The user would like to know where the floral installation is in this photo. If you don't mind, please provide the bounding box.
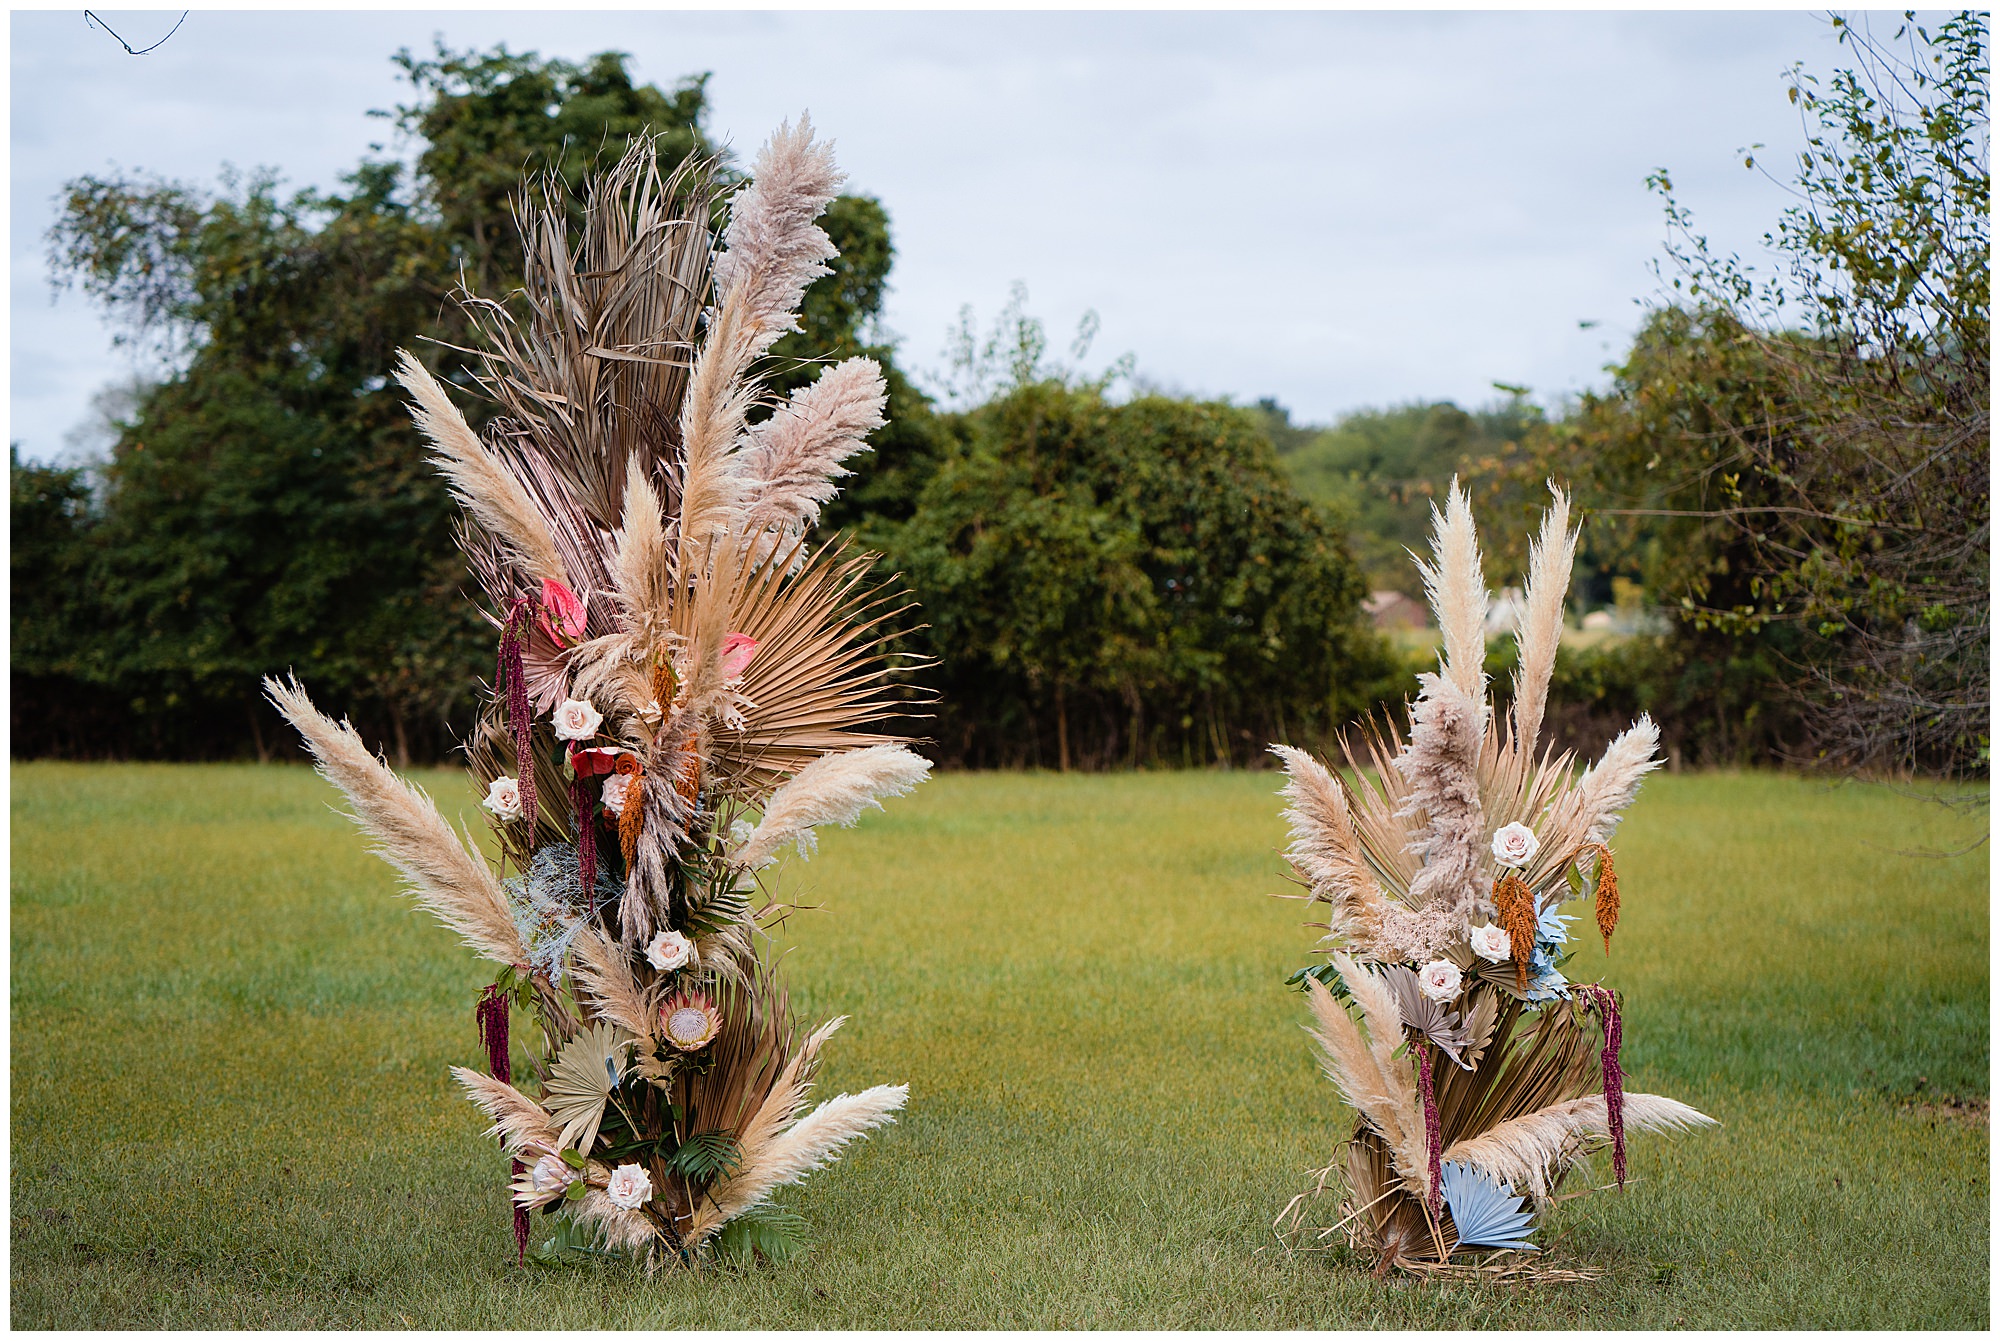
[1271,481,1713,1277]
[265,123,932,1269]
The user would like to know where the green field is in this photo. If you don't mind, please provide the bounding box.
[11,762,1988,1328]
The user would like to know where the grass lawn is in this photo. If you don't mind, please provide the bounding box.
[11,762,1988,1328]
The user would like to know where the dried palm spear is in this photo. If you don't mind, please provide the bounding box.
[267,120,928,1270]
[1271,481,1712,1275]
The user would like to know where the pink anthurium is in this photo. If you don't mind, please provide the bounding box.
[537,579,588,646]
[720,632,759,681]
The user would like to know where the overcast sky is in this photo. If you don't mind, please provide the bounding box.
[11,7,1869,464]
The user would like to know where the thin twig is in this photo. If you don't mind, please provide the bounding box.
[83,9,187,54]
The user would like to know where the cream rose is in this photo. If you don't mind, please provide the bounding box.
[482,776,523,822]
[1490,822,1540,868]
[1418,959,1463,1002]
[551,697,604,742]
[645,928,696,973]
[601,772,634,817]
[604,1162,653,1210]
[1469,923,1512,963]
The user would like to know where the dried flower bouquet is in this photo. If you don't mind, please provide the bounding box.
[266,122,929,1269]
[1271,481,1714,1274]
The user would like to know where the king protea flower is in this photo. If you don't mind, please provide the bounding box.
[660,990,723,1052]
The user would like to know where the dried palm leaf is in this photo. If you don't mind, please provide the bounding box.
[544,1021,632,1156]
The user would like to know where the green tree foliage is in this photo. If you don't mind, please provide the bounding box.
[1525,11,1988,775]
[876,379,1394,768]
[27,46,898,761]
[1261,396,1550,599]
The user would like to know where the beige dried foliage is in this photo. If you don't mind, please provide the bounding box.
[451,1067,560,1153]
[1272,745,1393,953]
[1510,482,1578,753]
[569,925,659,1038]
[691,1084,907,1244]
[1441,1091,1716,1199]
[1411,477,1489,702]
[734,744,933,869]
[736,356,887,539]
[393,350,565,585]
[611,456,675,649]
[264,675,522,966]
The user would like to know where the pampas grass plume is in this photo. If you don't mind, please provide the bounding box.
[393,350,565,585]
[264,674,523,966]
[735,744,932,869]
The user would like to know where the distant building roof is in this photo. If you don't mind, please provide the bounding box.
[1363,590,1428,631]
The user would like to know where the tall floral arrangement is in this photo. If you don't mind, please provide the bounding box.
[1271,481,1713,1275]
[266,122,929,1269]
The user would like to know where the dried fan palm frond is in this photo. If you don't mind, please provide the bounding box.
[1379,965,1474,1070]
[706,541,932,791]
[264,675,523,966]
[544,1022,632,1155]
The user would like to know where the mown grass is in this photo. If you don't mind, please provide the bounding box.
[11,762,1987,1328]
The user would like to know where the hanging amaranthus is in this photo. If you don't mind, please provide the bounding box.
[475,983,529,1263]
[1492,873,1537,989]
[1579,984,1628,1187]
[496,593,541,826]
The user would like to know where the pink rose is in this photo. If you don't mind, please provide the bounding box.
[1490,822,1540,868]
[482,776,523,822]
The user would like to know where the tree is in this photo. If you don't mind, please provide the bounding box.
[33,45,905,761]
[882,378,1393,769]
[1640,11,1988,774]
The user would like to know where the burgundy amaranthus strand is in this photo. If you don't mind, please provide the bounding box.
[1416,1037,1443,1220]
[1582,984,1627,1187]
[476,984,531,1264]
[496,593,539,827]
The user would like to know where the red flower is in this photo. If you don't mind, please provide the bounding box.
[568,746,628,778]
[537,579,588,646]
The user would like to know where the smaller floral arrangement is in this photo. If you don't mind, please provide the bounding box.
[1271,482,1713,1276]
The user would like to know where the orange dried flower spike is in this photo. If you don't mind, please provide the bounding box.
[1492,873,1537,988]
[1591,842,1621,953]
